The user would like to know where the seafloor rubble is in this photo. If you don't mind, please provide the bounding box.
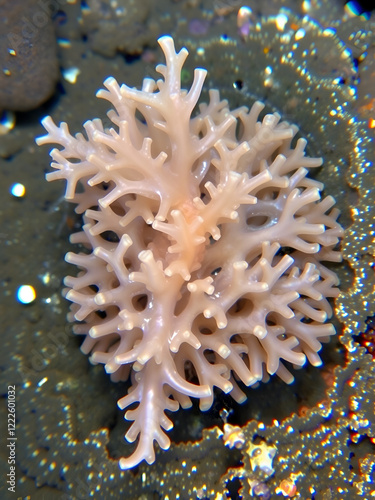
[0,1,374,499]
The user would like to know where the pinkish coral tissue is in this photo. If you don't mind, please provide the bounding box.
[36,36,343,469]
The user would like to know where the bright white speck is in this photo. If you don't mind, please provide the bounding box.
[0,110,15,135]
[237,6,253,37]
[38,377,48,387]
[295,28,306,40]
[275,13,288,31]
[17,285,36,304]
[323,28,336,37]
[10,183,26,197]
[62,67,81,84]
[39,271,51,285]
[302,0,311,12]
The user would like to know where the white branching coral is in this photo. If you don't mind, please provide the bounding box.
[37,36,343,469]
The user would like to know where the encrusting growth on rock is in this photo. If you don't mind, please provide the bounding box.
[37,35,343,469]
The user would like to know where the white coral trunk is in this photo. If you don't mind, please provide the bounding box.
[37,36,343,469]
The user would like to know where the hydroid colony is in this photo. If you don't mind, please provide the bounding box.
[37,36,342,469]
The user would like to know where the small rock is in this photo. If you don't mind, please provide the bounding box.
[0,0,59,111]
